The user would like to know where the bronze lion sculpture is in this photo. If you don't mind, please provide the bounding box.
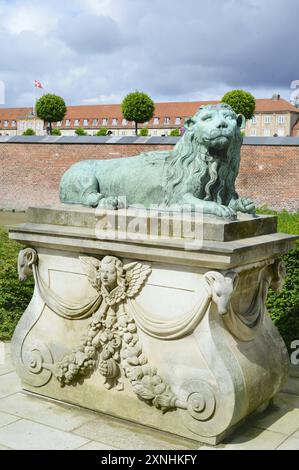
[60,103,255,219]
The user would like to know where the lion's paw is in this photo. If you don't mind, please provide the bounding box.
[233,197,256,214]
[98,196,127,210]
[216,205,237,220]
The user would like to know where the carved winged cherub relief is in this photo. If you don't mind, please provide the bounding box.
[53,256,178,411]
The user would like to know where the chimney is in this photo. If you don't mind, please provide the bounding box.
[272,93,280,100]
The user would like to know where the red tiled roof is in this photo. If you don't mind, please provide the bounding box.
[0,98,298,129]
[254,98,299,113]
[0,107,33,128]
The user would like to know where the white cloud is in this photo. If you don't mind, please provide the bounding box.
[0,0,297,107]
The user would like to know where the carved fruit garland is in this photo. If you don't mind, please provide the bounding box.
[118,308,177,412]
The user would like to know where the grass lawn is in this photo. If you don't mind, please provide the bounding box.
[0,209,298,348]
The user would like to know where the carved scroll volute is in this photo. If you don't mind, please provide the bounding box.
[178,380,217,434]
[19,340,53,387]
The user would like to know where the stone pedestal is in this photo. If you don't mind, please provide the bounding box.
[9,205,296,445]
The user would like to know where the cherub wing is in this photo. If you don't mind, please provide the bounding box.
[79,256,101,290]
[125,262,151,298]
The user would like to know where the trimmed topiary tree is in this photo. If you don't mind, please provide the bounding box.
[170,128,180,136]
[52,128,61,136]
[75,128,87,136]
[22,128,36,136]
[96,128,108,136]
[36,93,67,135]
[138,128,149,136]
[121,91,155,136]
[221,89,256,121]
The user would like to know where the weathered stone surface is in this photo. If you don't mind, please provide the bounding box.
[0,411,19,427]
[9,207,296,445]
[0,392,98,432]
[0,419,88,450]
[0,372,21,399]
[277,436,299,450]
[221,426,287,450]
[27,205,277,242]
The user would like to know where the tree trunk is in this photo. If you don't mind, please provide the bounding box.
[49,122,52,135]
[135,121,138,136]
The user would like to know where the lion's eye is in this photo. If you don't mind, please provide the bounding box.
[225,115,234,120]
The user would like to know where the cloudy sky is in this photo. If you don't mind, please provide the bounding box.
[0,0,297,107]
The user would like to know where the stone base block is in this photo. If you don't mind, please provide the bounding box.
[9,206,296,444]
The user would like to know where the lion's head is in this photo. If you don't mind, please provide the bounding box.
[165,103,244,206]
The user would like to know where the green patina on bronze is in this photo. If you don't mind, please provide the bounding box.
[59,104,255,218]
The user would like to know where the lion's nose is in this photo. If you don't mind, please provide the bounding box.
[217,120,228,129]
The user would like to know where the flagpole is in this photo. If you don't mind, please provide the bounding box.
[34,83,36,134]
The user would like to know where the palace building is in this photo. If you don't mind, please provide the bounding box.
[0,95,298,137]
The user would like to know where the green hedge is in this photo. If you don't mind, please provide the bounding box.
[0,210,298,346]
[0,229,34,340]
[257,209,299,351]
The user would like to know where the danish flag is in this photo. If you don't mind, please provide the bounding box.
[34,80,43,89]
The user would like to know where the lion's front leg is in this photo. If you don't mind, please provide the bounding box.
[180,193,237,219]
[229,197,256,215]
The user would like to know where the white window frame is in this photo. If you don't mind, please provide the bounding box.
[4,120,8,127]
[164,117,170,125]
[153,117,159,125]
[250,128,257,136]
[65,120,71,126]
[112,118,118,126]
[175,117,181,125]
[263,128,271,136]
[83,119,89,126]
[92,119,98,126]
[263,115,271,124]
[102,118,108,126]
[74,119,79,126]
[277,128,285,136]
[122,119,127,126]
[277,115,285,124]
[251,115,257,124]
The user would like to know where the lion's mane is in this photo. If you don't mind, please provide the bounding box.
[164,104,243,207]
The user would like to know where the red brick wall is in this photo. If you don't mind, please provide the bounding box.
[0,142,298,212]
[237,145,298,212]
